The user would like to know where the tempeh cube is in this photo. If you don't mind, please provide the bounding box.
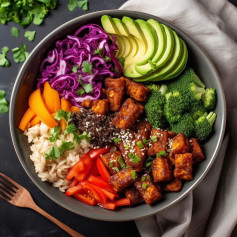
[152,157,172,183]
[125,187,143,206]
[164,178,182,192]
[105,77,125,111]
[125,78,150,102]
[148,129,168,156]
[134,175,162,205]
[91,99,109,115]
[174,153,193,180]
[112,98,144,129]
[190,138,205,164]
[109,168,137,193]
[170,133,190,156]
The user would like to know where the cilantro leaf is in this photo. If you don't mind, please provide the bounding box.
[68,0,78,11]
[60,141,74,151]
[11,27,19,37]
[94,48,102,56]
[12,44,29,63]
[0,46,10,67]
[65,123,77,134]
[76,88,85,95]
[73,131,91,144]
[78,0,88,10]
[72,65,79,73]
[54,110,71,122]
[78,74,93,93]
[45,145,61,160]
[82,61,92,74]
[104,56,110,61]
[24,31,36,42]
[49,127,60,142]
[0,90,8,113]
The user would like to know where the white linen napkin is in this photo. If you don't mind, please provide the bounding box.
[119,1,237,236]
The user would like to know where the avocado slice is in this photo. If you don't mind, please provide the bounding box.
[162,40,188,80]
[134,30,183,82]
[135,19,166,75]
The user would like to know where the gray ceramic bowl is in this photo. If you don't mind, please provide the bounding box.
[9,10,226,221]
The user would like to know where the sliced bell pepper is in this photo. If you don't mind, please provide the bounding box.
[87,175,113,191]
[96,158,111,182]
[66,161,84,181]
[30,116,41,127]
[73,193,96,206]
[65,183,83,196]
[98,202,116,210]
[88,147,110,159]
[70,179,79,187]
[114,198,131,207]
[19,108,36,131]
[100,188,116,201]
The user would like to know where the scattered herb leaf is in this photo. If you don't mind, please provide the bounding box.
[104,56,110,61]
[118,56,125,67]
[82,61,92,74]
[0,46,10,67]
[131,170,136,180]
[78,75,93,93]
[136,141,144,149]
[60,141,74,151]
[94,48,102,56]
[76,88,85,95]
[114,167,119,173]
[68,0,78,11]
[24,30,36,42]
[142,182,147,189]
[156,150,167,157]
[128,153,141,163]
[151,136,157,142]
[65,123,77,134]
[141,176,146,181]
[78,0,88,10]
[72,65,79,73]
[118,156,125,169]
[49,127,60,142]
[113,138,120,143]
[0,90,8,113]
[12,44,29,63]
[45,144,61,160]
[109,161,114,167]
[11,27,19,37]
[124,144,130,149]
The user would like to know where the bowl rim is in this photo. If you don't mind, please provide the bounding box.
[9,9,227,221]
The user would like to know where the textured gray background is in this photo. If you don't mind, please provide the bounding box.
[0,0,236,237]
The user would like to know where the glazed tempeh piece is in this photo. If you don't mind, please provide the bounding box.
[148,129,169,156]
[190,138,205,164]
[112,98,144,129]
[134,175,162,205]
[125,77,150,102]
[152,157,173,183]
[91,99,109,115]
[170,133,190,156]
[174,153,193,180]
[105,77,125,111]
[135,120,152,137]
[125,187,143,206]
[109,168,137,193]
[100,151,122,175]
[164,178,182,192]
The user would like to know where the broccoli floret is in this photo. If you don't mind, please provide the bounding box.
[171,113,195,137]
[147,83,168,95]
[146,84,160,92]
[145,85,168,129]
[190,101,207,120]
[164,91,188,124]
[202,88,217,111]
[194,112,216,141]
[168,68,206,104]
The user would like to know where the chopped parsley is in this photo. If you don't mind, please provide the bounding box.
[82,61,92,74]
[0,90,8,113]
[11,27,19,37]
[49,127,60,142]
[156,150,167,157]
[24,31,36,42]
[113,138,120,143]
[54,110,71,122]
[60,141,74,151]
[151,136,158,142]
[0,46,10,67]
[78,75,93,93]
[68,0,88,11]
[131,170,136,180]
[72,65,79,73]
[65,123,77,134]
[118,156,126,169]
[142,182,147,189]
[12,44,29,63]
[136,141,144,149]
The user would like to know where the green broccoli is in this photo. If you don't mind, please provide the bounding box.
[146,84,160,92]
[190,101,207,120]
[202,88,217,111]
[168,68,206,104]
[171,113,195,137]
[164,91,188,124]
[194,112,216,141]
[145,84,168,129]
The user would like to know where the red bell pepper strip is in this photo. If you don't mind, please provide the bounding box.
[88,147,110,159]
[96,158,111,182]
[100,188,116,201]
[73,193,96,206]
[98,202,116,210]
[66,160,84,181]
[69,179,79,187]
[88,175,113,190]
[114,198,131,207]
[65,183,83,196]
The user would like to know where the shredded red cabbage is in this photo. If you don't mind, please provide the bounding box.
[37,24,122,106]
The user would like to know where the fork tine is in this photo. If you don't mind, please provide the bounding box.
[0,173,20,190]
[0,188,12,201]
[0,177,16,193]
[0,191,11,202]
[0,183,14,196]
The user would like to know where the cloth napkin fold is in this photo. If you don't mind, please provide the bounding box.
[119,0,237,236]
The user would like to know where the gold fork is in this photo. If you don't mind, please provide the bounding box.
[0,172,84,237]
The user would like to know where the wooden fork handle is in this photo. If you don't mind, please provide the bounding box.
[31,204,85,237]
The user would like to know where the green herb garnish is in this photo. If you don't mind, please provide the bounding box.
[72,65,79,73]
[104,56,110,61]
[60,141,74,151]
[54,110,71,122]
[131,170,136,180]
[49,127,60,142]
[76,88,85,95]
[128,153,141,163]
[94,48,102,56]
[0,46,10,67]
[109,161,114,167]
[113,138,120,143]
[24,31,36,41]
[141,176,146,181]
[73,131,91,144]
[78,0,88,10]
[11,27,19,37]
[151,136,158,142]
[78,75,93,93]
[118,56,125,67]
[114,167,119,173]
[136,141,144,149]
[0,90,8,113]
[45,144,61,160]
[65,123,77,134]
[82,61,92,74]
[156,150,167,157]
[118,156,125,168]
[12,44,29,63]
[124,144,130,149]
[142,182,147,189]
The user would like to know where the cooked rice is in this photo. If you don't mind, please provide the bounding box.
[24,123,91,192]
